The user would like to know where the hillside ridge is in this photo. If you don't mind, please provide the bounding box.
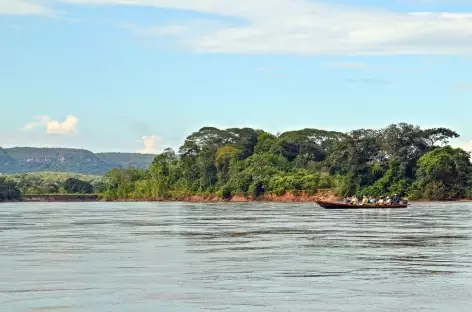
[0,147,156,175]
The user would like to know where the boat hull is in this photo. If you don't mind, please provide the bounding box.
[315,200,408,209]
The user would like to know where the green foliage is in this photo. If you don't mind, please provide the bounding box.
[422,181,447,201]
[265,170,333,196]
[5,124,463,202]
[254,132,282,155]
[64,178,94,194]
[277,128,344,162]
[215,146,240,185]
[411,146,472,200]
[0,177,22,201]
[102,167,148,199]
[4,172,102,195]
[218,185,233,200]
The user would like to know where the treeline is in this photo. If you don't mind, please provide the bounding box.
[0,174,101,202]
[99,123,472,201]
[4,172,103,195]
[2,123,470,203]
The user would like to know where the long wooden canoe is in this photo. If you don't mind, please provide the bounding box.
[315,200,408,209]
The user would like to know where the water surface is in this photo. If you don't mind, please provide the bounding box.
[1,202,472,311]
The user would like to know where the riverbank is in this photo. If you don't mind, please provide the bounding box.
[17,192,472,203]
[182,189,338,203]
[22,194,100,202]
[19,190,338,203]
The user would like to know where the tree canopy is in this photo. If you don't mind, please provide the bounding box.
[98,123,471,201]
[0,177,22,202]
[64,178,94,194]
[1,123,468,202]
[411,146,472,200]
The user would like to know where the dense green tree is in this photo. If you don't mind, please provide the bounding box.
[0,177,22,201]
[215,146,241,185]
[254,132,282,155]
[411,146,472,200]
[64,178,94,194]
[102,167,147,198]
[225,128,260,159]
[278,128,344,162]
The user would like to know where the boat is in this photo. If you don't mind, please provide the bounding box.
[315,200,409,209]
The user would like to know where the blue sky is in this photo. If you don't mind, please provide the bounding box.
[1,0,472,153]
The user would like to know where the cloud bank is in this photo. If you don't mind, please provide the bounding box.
[2,0,472,55]
[66,0,472,55]
[24,115,78,134]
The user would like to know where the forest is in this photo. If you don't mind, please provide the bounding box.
[99,123,472,201]
[0,173,100,202]
[2,123,471,202]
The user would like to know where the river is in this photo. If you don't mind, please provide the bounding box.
[1,202,471,311]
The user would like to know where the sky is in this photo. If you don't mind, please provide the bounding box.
[1,0,472,154]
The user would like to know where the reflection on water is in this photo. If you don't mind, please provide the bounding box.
[1,202,472,311]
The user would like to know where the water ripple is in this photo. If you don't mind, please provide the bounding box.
[0,202,471,311]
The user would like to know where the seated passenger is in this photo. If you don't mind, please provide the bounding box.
[392,194,400,205]
[352,197,359,205]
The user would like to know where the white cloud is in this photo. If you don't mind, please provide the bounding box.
[138,135,160,154]
[0,0,56,16]
[3,0,472,55]
[59,0,472,55]
[24,115,78,134]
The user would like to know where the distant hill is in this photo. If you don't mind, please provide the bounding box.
[0,147,156,175]
[0,147,14,171]
[97,153,156,169]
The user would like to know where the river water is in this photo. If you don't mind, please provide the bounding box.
[1,202,472,311]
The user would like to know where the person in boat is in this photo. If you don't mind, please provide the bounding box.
[392,194,400,205]
[385,196,392,205]
[377,197,384,204]
[361,195,369,205]
[351,196,359,205]
[369,196,377,205]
